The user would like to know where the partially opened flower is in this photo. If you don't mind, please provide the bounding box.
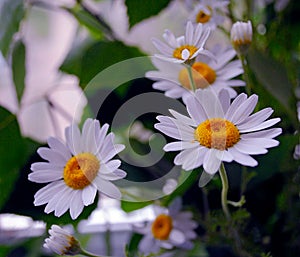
[152,21,211,63]
[28,118,126,219]
[231,20,253,55]
[146,45,245,102]
[189,0,230,29]
[44,225,81,256]
[155,89,281,184]
[135,198,197,255]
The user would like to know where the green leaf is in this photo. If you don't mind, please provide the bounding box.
[63,6,104,39]
[11,39,26,103]
[121,200,153,213]
[0,0,25,57]
[247,48,294,111]
[0,107,26,209]
[125,0,172,28]
[61,40,146,88]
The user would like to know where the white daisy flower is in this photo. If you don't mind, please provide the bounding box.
[28,118,126,219]
[44,225,81,256]
[135,198,197,255]
[152,21,212,63]
[231,20,253,55]
[146,46,245,102]
[188,0,230,29]
[155,89,282,184]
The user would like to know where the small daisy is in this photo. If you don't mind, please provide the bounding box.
[135,198,197,255]
[44,225,81,256]
[152,21,212,63]
[231,20,253,55]
[28,118,126,219]
[146,46,245,102]
[189,0,230,29]
[155,89,282,183]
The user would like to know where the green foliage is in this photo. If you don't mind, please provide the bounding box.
[0,0,25,57]
[121,200,153,213]
[125,0,172,28]
[60,40,146,88]
[11,39,26,103]
[0,107,26,210]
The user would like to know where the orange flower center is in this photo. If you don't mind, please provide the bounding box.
[173,45,198,60]
[195,118,240,150]
[151,214,173,240]
[63,153,99,190]
[196,9,211,24]
[179,62,216,89]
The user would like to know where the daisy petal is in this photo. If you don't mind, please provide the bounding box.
[82,185,97,206]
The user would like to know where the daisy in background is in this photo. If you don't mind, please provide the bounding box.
[187,0,230,29]
[28,118,126,219]
[44,225,81,256]
[231,20,253,55]
[146,45,245,103]
[135,198,197,255]
[155,88,281,186]
[152,20,212,63]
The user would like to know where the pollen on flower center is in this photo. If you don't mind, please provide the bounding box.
[196,9,211,23]
[194,118,240,150]
[179,62,216,89]
[173,45,198,60]
[151,214,173,240]
[63,153,100,190]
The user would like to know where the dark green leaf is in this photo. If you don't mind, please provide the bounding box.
[121,200,153,213]
[11,39,26,103]
[0,0,25,57]
[0,107,26,209]
[125,233,143,257]
[248,48,293,111]
[60,37,95,78]
[63,6,104,39]
[125,0,172,28]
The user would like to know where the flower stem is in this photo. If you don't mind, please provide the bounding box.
[187,65,196,92]
[80,249,108,257]
[219,162,231,220]
[239,54,251,95]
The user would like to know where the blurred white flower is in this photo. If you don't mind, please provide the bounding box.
[28,118,126,219]
[146,45,245,103]
[163,179,178,195]
[231,20,252,55]
[44,225,81,256]
[188,0,230,29]
[135,198,197,255]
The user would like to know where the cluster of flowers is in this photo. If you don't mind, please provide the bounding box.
[28,1,282,256]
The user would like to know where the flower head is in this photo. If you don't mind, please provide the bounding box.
[155,89,281,183]
[135,198,197,255]
[152,21,212,63]
[231,20,253,55]
[189,0,230,29]
[28,118,126,219]
[44,225,81,256]
[146,46,245,102]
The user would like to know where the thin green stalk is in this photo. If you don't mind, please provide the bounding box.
[219,162,231,220]
[80,249,108,257]
[187,65,196,92]
[240,54,251,95]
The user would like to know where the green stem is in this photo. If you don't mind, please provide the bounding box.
[219,162,231,220]
[240,54,251,95]
[187,65,196,92]
[80,249,108,257]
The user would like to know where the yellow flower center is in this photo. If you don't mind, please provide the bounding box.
[173,45,198,60]
[194,118,240,150]
[196,9,211,24]
[179,62,216,89]
[63,153,100,190]
[151,214,173,240]
[196,5,212,23]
